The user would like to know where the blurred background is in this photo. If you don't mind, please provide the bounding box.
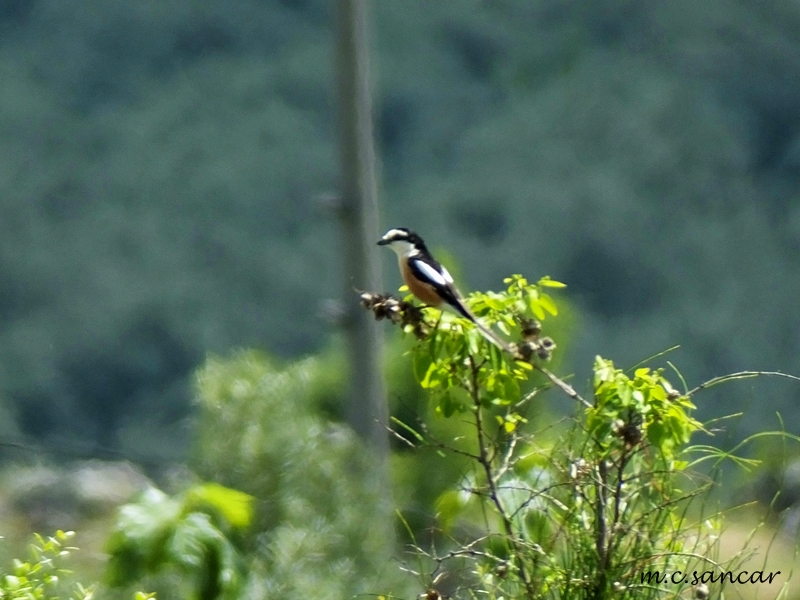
[1,0,800,595]
[3,0,800,461]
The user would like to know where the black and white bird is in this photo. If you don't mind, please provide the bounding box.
[377,227,513,354]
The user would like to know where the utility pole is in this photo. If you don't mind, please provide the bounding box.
[334,0,388,457]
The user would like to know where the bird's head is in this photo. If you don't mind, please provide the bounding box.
[377,227,424,256]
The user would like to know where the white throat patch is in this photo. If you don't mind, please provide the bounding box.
[388,240,415,257]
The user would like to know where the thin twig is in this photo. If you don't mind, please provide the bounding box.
[593,458,612,599]
[383,419,482,461]
[494,435,518,482]
[687,370,800,397]
[612,450,630,537]
[537,366,592,408]
[595,459,609,568]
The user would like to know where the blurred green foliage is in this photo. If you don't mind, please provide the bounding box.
[0,531,93,600]
[106,485,251,600]
[0,530,154,600]
[1,0,800,458]
[102,274,571,599]
[189,350,413,600]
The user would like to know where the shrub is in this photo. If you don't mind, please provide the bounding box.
[190,350,409,600]
[0,530,154,600]
[365,275,798,599]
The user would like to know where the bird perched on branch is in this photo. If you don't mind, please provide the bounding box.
[377,227,514,354]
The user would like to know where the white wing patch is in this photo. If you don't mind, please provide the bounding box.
[440,265,455,285]
[413,259,448,287]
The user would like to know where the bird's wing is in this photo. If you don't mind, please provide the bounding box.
[408,256,515,355]
[439,264,455,285]
[409,256,448,288]
[408,255,470,318]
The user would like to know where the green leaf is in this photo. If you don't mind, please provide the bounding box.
[420,362,442,388]
[169,513,218,570]
[484,297,506,311]
[530,301,545,320]
[616,381,632,406]
[646,421,667,450]
[390,416,424,442]
[594,357,616,384]
[440,394,455,417]
[467,329,481,355]
[501,374,521,402]
[538,276,567,288]
[429,329,439,360]
[650,385,667,401]
[169,513,244,600]
[538,293,558,316]
[489,342,503,371]
[413,351,433,384]
[106,489,182,587]
[527,289,546,320]
[185,483,254,529]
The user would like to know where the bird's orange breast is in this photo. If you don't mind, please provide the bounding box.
[400,257,443,307]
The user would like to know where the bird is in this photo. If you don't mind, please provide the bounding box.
[377,227,514,354]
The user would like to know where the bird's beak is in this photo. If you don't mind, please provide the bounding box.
[377,237,391,246]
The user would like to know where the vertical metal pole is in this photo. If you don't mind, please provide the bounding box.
[335,0,388,456]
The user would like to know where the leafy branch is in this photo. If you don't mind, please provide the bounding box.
[363,273,798,599]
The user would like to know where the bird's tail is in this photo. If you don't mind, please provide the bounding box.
[451,299,516,355]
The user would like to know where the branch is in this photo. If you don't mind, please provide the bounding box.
[384,417,482,460]
[467,356,537,599]
[537,366,592,408]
